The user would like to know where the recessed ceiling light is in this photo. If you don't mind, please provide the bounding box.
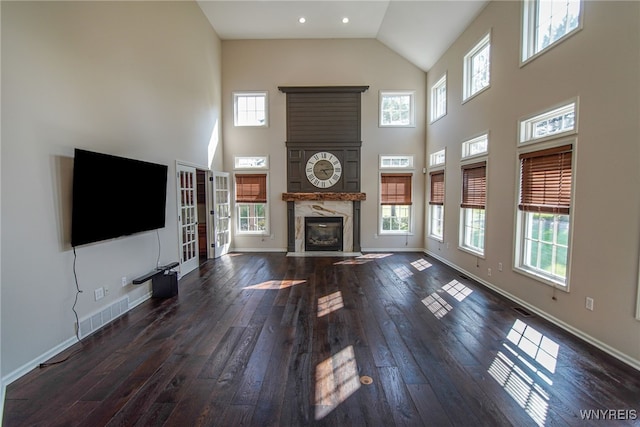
[298,17,306,24]
[342,17,350,24]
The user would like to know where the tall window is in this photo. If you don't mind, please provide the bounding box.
[463,32,491,101]
[517,144,573,285]
[460,162,487,255]
[429,171,445,240]
[235,174,268,234]
[380,173,412,233]
[379,91,415,127]
[430,74,447,122]
[522,0,582,63]
[234,92,268,127]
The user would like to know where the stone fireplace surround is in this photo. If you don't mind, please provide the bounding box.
[282,192,366,256]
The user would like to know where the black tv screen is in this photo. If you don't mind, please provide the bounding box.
[71,149,168,247]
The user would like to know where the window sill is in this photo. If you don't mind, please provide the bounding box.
[458,245,485,259]
[514,265,569,290]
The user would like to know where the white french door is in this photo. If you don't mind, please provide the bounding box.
[212,171,230,258]
[177,164,199,275]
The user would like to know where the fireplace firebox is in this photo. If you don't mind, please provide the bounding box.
[305,217,343,251]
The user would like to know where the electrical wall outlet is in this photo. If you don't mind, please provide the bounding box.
[488,268,492,277]
[121,276,127,287]
[94,287,104,301]
[586,297,594,311]
[498,262,503,272]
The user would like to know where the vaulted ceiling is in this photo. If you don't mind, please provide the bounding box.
[197,1,488,71]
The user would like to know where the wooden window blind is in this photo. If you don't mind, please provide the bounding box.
[429,171,445,206]
[519,144,572,214]
[461,162,486,209]
[235,174,267,203]
[381,173,412,205]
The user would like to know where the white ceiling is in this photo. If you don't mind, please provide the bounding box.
[197,1,488,71]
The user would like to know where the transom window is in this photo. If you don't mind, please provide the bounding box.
[234,92,268,127]
[430,74,447,122]
[522,0,582,63]
[429,149,446,167]
[519,100,577,144]
[462,134,489,159]
[463,32,491,101]
[380,173,412,233]
[234,156,269,169]
[380,155,414,169]
[379,91,415,127]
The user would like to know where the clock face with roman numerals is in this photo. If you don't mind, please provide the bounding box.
[305,151,342,188]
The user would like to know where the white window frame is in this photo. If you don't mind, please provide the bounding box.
[463,32,491,102]
[521,0,583,65]
[233,91,269,127]
[380,155,414,169]
[429,149,446,167]
[379,171,414,235]
[234,156,269,170]
[519,98,578,145]
[459,158,488,257]
[428,168,445,242]
[462,133,489,160]
[430,74,447,123]
[379,90,416,127]
[514,136,576,289]
[234,172,270,236]
[460,207,486,256]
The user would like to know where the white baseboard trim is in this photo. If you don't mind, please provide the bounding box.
[229,248,287,253]
[361,247,424,253]
[1,290,152,389]
[425,250,640,372]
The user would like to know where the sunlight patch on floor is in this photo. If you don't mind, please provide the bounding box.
[243,279,306,290]
[422,293,452,319]
[442,280,473,302]
[488,351,550,427]
[357,253,393,259]
[410,258,432,271]
[314,345,361,420]
[393,265,413,280]
[506,319,559,374]
[318,291,344,317]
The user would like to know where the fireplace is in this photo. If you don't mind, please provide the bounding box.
[305,217,343,251]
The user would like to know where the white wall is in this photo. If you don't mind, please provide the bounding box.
[1,1,222,379]
[221,39,426,252]
[426,1,640,366]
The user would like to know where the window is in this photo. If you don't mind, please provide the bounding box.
[516,144,573,286]
[463,33,491,101]
[429,171,445,240]
[380,155,414,169]
[462,133,489,159]
[234,92,268,127]
[522,0,582,63]
[429,149,446,167]
[235,174,268,234]
[380,173,412,233]
[460,162,487,255]
[430,74,447,122]
[519,100,577,144]
[380,91,415,127]
[234,156,269,169]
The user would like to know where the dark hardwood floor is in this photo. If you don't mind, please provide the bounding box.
[4,253,640,426]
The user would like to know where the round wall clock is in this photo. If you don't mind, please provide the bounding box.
[305,151,342,188]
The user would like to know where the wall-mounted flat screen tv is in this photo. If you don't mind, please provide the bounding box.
[71,149,168,247]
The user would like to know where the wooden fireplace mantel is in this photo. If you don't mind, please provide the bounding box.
[282,192,366,202]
